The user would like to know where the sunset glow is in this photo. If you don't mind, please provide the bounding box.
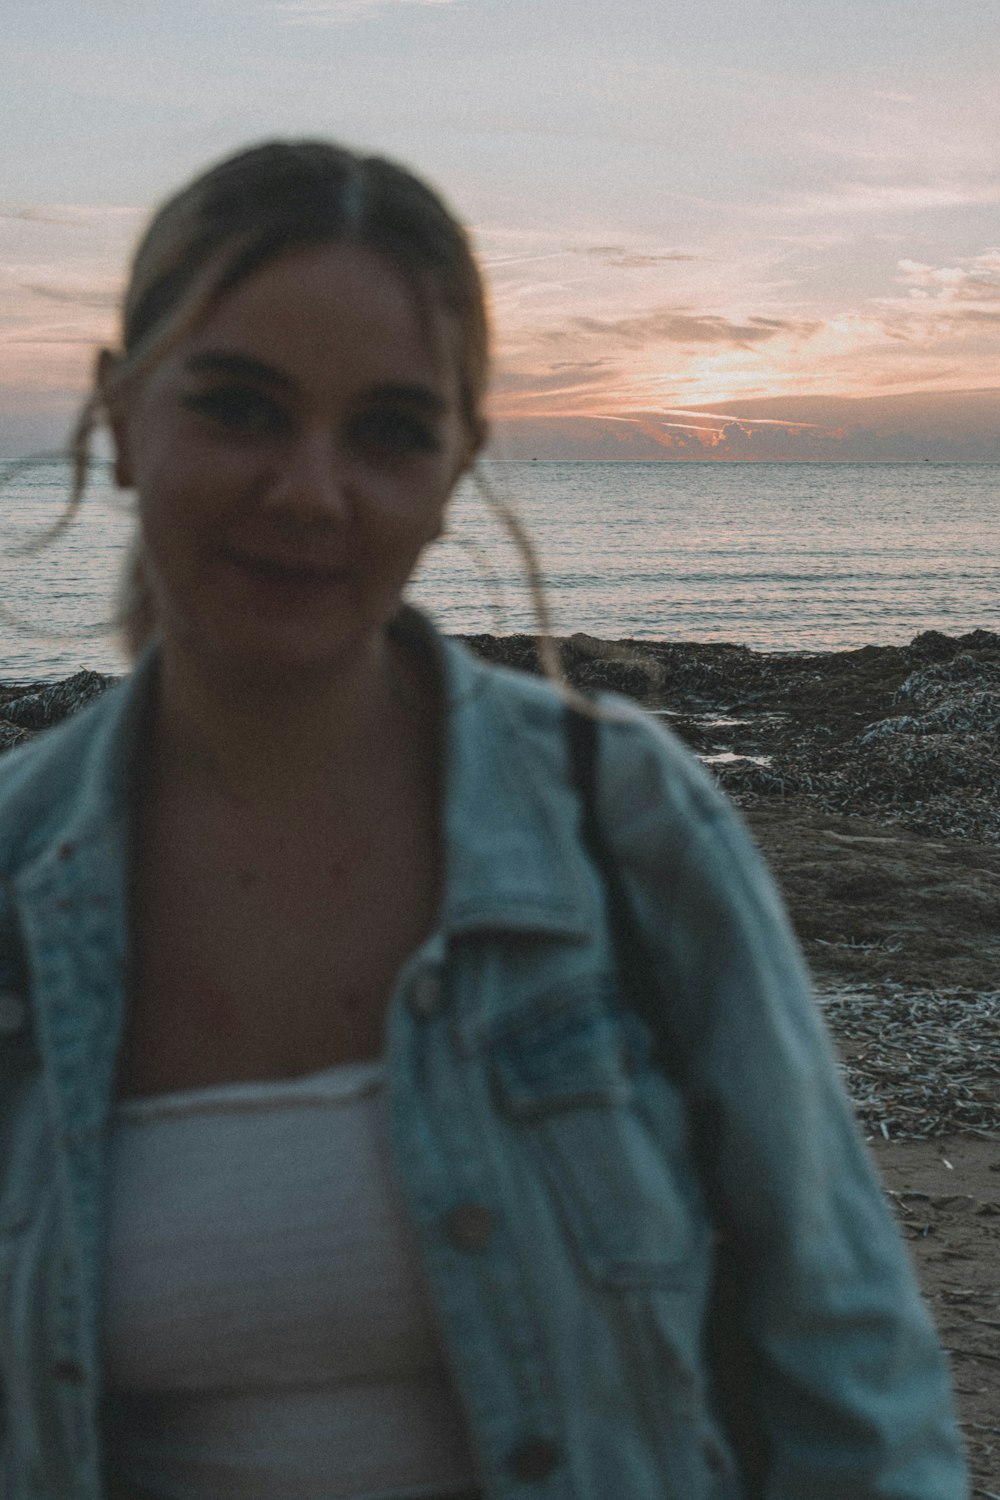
[2,0,998,461]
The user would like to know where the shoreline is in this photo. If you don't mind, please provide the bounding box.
[3,619,1000,687]
[461,624,1000,841]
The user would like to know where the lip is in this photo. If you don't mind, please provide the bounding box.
[220,544,349,583]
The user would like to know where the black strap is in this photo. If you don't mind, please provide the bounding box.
[565,702,681,1085]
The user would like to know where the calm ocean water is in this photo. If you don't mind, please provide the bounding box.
[1,459,997,681]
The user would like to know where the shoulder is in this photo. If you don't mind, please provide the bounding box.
[0,674,135,872]
[452,643,809,998]
[440,628,734,842]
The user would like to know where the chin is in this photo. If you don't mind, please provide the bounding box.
[168,608,391,688]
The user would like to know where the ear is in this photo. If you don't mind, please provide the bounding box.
[95,348,134,489]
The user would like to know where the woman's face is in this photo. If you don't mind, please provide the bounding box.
[110,242,475,680]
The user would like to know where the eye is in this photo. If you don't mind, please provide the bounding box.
[347,409,442,463]
[181,385,291,436]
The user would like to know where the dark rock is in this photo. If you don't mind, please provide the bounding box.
[457,627,1000,845]
[569,657,657,696]
[909,629,959,661]
[0,720,31,752]
[0,670,115,731]
[956,627,1000,651]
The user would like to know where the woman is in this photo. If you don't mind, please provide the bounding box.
[0,141,966,1499]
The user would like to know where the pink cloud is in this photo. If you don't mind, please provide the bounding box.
[573,310,819,348]
[491,388,1000,462]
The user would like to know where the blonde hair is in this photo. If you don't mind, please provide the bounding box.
[69,138,514,653]
[31,137,564,684]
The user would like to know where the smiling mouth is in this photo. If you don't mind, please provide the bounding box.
[222,546,349,583]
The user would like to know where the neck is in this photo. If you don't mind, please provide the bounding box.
[151,630,422,817]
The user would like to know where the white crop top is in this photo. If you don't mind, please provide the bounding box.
[101,1059,479,1500]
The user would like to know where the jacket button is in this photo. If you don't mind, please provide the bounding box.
[52,1358,86,1384]
[409,970,442,1017]
[507,1438,561,1481]
[0,991,27,1034]
[444,1202,495,1249]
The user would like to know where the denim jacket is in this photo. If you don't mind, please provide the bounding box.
[0,614,966,1499]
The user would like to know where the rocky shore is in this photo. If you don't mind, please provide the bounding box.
[2,632,997,1483]
[463,624,1000,841]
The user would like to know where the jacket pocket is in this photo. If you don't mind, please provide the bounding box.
[488,992,708,1289]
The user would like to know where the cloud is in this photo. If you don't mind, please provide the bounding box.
[577,246,701,268]
[662,407,822,430]
[268,0,460,20]
[872,249,1000,341]
[491,360,618,397]
[0,207,73,226]
[573,309,819,349]
[19,282,120,310]
[481,244,701,272]
[946,307,1000,323]
[2,332,103,346]
[897,249,1000,302]
[492,398,1000,462]
[773,180,1000,217]
[0,204,140,226]
[481,251,568,270]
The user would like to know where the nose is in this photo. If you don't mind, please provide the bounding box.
[264,429,349,520]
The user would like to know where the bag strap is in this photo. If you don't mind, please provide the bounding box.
[564,701,682,1087]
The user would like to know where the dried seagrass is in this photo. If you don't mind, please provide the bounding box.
[818,983,1000,1140]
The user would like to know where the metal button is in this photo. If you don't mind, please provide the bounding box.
[0,990,27,1034]
[507,1438,561,1482]
[444,1202,495,1249]
[409,969,442,1017]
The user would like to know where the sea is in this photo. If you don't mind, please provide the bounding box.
[0,459,998,682]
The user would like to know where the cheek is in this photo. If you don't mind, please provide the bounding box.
[135,473,190,565]
[362,472,450,546]
[136,441,248,540]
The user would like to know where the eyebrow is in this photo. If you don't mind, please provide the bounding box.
[184,351,447,414]
[367,383,447,416]
[184,352,295,391]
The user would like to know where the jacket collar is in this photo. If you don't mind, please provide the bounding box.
[5,613,592,943]
[401,610,593,942]
[0,644,158,884]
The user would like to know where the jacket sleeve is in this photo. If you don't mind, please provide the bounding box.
[595,705,968,1500]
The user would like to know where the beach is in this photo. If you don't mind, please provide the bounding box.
[2,631,997,1487]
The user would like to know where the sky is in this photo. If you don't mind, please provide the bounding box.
[2,0,999,461]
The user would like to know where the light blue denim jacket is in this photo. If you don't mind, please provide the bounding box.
[0,614,967,1499]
